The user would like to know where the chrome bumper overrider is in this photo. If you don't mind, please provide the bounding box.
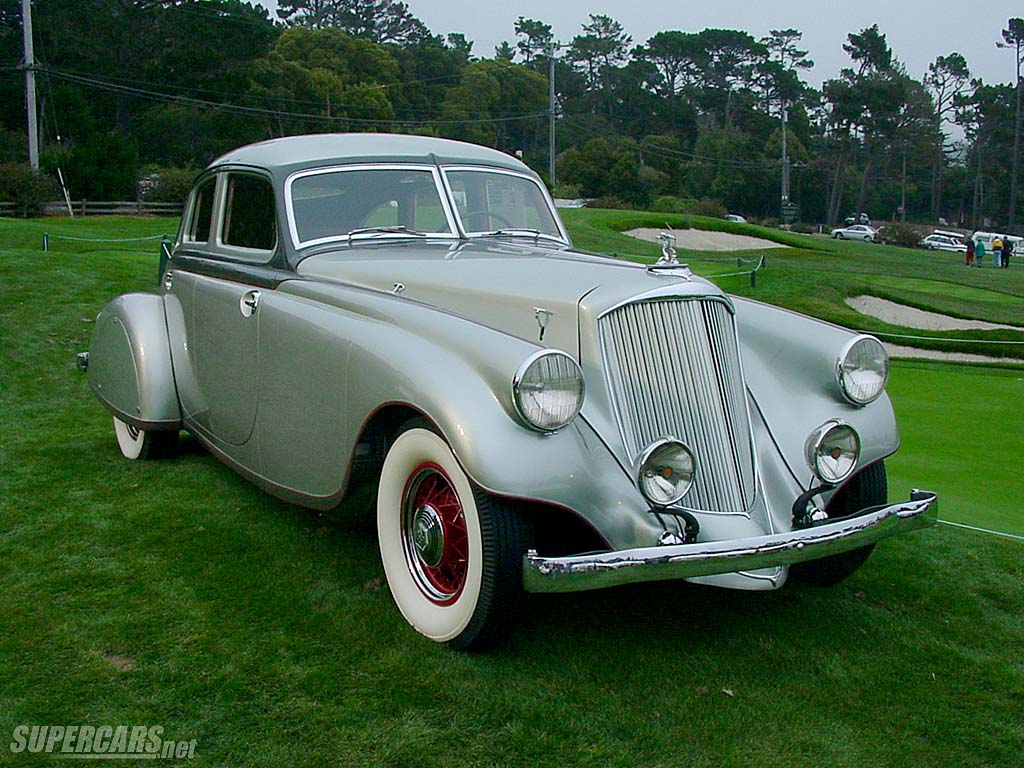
[523,490,937,593]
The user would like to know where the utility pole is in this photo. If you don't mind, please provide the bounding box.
[900,150,907,222]
[548,44,556,189]
[20,0,39,171]
[998,19,1023,228]
[973,140,984,229]
[780,105,790,205]
[543,41,570,190]
[1015,50,1022,227]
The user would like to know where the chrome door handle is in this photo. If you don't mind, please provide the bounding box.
[240,290,261,318]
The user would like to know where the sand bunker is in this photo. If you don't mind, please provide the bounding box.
[625,227,789,252]
[882,343,1022,365]
[845,296,1020,332]
[847,295,1024,364]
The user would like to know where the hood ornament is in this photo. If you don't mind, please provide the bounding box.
[648,232,692,279]
[656,232,679,264]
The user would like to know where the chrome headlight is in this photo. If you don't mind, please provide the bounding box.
[836,335,888,405]
[636,438,696,507]
[512,350,585,432]
[807,421,860,484]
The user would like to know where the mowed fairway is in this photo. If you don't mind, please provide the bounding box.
[1,217,1022,767]
[887,362,1024,536]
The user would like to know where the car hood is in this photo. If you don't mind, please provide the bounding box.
[296,239,723,354]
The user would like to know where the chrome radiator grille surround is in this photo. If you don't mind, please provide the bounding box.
[599,297,757,513]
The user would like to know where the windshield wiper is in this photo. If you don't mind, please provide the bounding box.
[478,228,565,244]
[346,226,427,244]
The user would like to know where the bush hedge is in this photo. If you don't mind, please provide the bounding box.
[0,163,59,216]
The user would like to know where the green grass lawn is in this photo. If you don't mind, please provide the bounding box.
[886,361,1024,535]
[1,217,1022,767]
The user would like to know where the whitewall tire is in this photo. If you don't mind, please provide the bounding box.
[113,416,177,460]
[377,426,528,650]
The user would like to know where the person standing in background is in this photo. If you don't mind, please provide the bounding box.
[1003,238,1013,269]
[966,237,975,266]
[992,236,1003,268]
[975,237,985,267]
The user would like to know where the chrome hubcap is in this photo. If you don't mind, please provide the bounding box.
[412,504,445,568]
[401,464,468,605]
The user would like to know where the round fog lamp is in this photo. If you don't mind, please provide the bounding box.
[636,439,696,507]
[808,421,860,484]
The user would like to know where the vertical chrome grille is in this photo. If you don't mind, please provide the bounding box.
[599,297,756,512]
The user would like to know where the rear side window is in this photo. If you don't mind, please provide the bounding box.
[186,179,216,243]
[222,174,277,253]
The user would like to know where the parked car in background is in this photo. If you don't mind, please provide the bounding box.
[726,214,747,223]
[844,213,870,226]
[83,133,936,650]
[919,234,967,253]
[831,224,877,242]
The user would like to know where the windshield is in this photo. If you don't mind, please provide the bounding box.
[288,166,454,247]
[444,169,563,240]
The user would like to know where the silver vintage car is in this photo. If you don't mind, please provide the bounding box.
[85,134,937,649]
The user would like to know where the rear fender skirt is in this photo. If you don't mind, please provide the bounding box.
[88,293,181,429]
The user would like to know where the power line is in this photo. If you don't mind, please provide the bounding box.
[40,67,548,127]
[561,115,781,170]
[562,116,767,169]
[168,3,281,30]
[38,63,545,115]
[39,65,501,115]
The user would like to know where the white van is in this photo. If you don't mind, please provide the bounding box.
[973,231,1023,250]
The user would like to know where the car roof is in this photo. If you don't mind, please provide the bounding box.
[208,133,532,176]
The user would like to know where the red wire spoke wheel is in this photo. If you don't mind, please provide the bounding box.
[401,463,470,605]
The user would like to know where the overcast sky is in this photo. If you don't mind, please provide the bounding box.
[257,0,1022,88]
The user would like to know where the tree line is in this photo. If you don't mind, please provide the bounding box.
[0,0,1021,230]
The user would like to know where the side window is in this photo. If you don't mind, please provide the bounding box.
[222,174,277,253]
[186,179,216,243]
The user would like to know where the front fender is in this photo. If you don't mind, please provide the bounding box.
[280,280,665,550]
[88,293,180,429]
[733,297,899,487]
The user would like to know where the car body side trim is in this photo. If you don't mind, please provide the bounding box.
[170,252,295,290]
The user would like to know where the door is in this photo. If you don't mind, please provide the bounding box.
[190,274,260,446]
[169,171,278,450]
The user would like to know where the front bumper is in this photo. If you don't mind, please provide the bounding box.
[523,490,937,593]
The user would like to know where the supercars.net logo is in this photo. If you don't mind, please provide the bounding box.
[10,725,197,760]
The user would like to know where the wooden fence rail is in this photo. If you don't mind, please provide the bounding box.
[0,200,183,217]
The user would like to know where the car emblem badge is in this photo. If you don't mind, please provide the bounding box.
[534,307,552,341]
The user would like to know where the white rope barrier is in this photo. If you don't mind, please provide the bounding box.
[43,233,170,250]
[939,520,1024,541]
